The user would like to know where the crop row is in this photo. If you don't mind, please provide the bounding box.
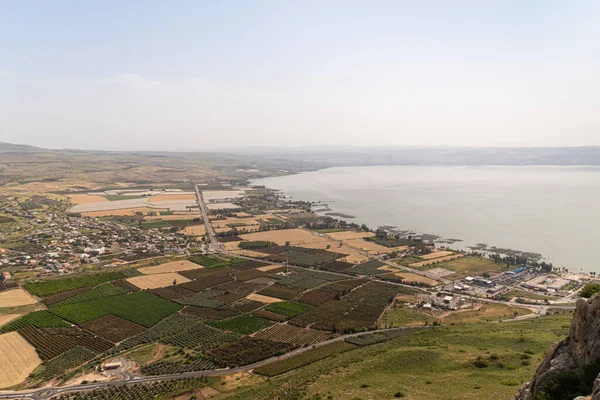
[253,323,335,347]
[30,346,96,383]
[207,337,293,367]
[25,272,125,296]
[49,283,127,308]
[50,377,210,400]
[140,355,221,375]
[82,315,147,343]
[254,341,357,376]
[49,291,182,327]
[164,323,241,350]
[206,315,272,335]
[19,326,113,360]
[1,310,70,333]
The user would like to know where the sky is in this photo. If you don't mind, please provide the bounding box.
[1,1,599,151]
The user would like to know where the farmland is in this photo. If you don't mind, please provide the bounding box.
[0,332,42,388]
[30,346,96,383]
[254,341,357,377]
[256,284,299,300]
[126,272,191,290]
[137,260,200,275]
[264,301,312,319]
[1,311,70,333]
[18,325,113,360]
[82,315,147,343]
[24,272,125,297]
[207,337,293,367]
[163,323,241,350]
[253,324,334,346]
[0,288,38,307]
[49,291,182,327]
[207,315,273,335]
[49,283,127,307]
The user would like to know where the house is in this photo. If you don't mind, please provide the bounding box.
[1,271,11,280]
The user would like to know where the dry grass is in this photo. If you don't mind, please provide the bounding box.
[0,289,38,308]
[0,314,21,327]
[182,225,206,236]
[146,194,195,202]
[127,273,191,289]
[246,293,283,304]
[212,217,260,228]
[420,250,455,260]
[239,229,324,246]
[144,214,198,221]
[257,264,284,272]
[82,207,168,217]
[138,260,201,275]
[394,272,438,286]
[409,254,463,268]
[68,194,109,204]
[231,249,272,258]
[0,332,42,388]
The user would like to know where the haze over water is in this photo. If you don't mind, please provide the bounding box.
[253,166,600,273]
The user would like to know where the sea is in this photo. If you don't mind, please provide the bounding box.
[252,166,600,273]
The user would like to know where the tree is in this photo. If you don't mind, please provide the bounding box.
[285,241,290,248]
[580,283,600,298]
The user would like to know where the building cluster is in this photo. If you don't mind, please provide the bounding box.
[0,202,194,275]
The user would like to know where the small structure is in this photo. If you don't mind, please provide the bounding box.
[0,271,10,281]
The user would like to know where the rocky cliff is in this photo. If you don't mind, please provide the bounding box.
[515,293,600,400]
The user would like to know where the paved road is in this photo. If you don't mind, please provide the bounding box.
[0,326,426,400]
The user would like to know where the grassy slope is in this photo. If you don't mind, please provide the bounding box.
[221,314,572,400]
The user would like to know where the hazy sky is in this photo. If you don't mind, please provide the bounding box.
[1,1,599,150]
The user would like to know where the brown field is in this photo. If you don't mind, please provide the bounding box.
[231,249,272,258]
[0,314,21,327]
[212,218,260,228]
[127,273,191,290]
[0,289,38,308]
[394,272,438,286]
[82,207,168,217]
[182,225,207,236]
[344,238,408,254]
[246,293,283,304]
[409,254,463,268]
[214,227,233,233]
[146,194,196,202]
[239,229,324,246]
[138,260,201,275]
[420,250,455,260]
[0,332,42,388]
[327,231,375,241]
[68,194,109,204]
[257,264,284,272]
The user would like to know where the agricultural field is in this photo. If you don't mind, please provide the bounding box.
[179,266,235,280]
[394,272,439,286]
[247,293,284,304]
[126,272,191,290]
[18,326,113,359]
[24,272,125,297]
[49,283,127,307]
[49,291,182,327]
[181,224,206,236]
[229,299,264,313]
[207,315,273,335]
[180,274,234,292]
[0,331,42,388]
[254,340,357,377]
[163,322,241,350]
[181,306,239,320]
[290,281,407,333]
[150,285,196,301]
[420,256,504,279]
[29,346,96,384]
[141,356,221,375]
[232,268,267,281]
[256,284,299,300]
[264,301,312,319]
[409,254,464,268]
[67,194,109,204]
[137,260,200,275]
[0,314,21,327]
[276,270,347,290]
[1,311,70,333]
[0,281,18,292]
[188,255,232,268]
[0,288,38,307]
[51,377,212,400]
[420,250,456,260]
[254,324,335,346]
[82,315,147,343]
[207,337,293,367]
[175,290,226,308]
[298,289,337,306]
[346,260,386,275]
[253,310,287,322]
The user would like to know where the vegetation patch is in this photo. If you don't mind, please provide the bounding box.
[81,315,147,343]
[24,272,125,297]
[207,337,294,367]
[257,284,300,300]
[1,311,70,333]
[207,315,273,335]
[265,301,312,319]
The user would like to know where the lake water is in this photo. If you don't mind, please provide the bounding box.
[252,166,600,273]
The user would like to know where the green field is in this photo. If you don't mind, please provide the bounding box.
[227,315,572,400]
[1,310,70,333]
[188,255,232,268]
[265,301,312,319]
[207,315,273,335]
[24,272,125,296]
[49,291,182,327]
[49,283,128,307]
